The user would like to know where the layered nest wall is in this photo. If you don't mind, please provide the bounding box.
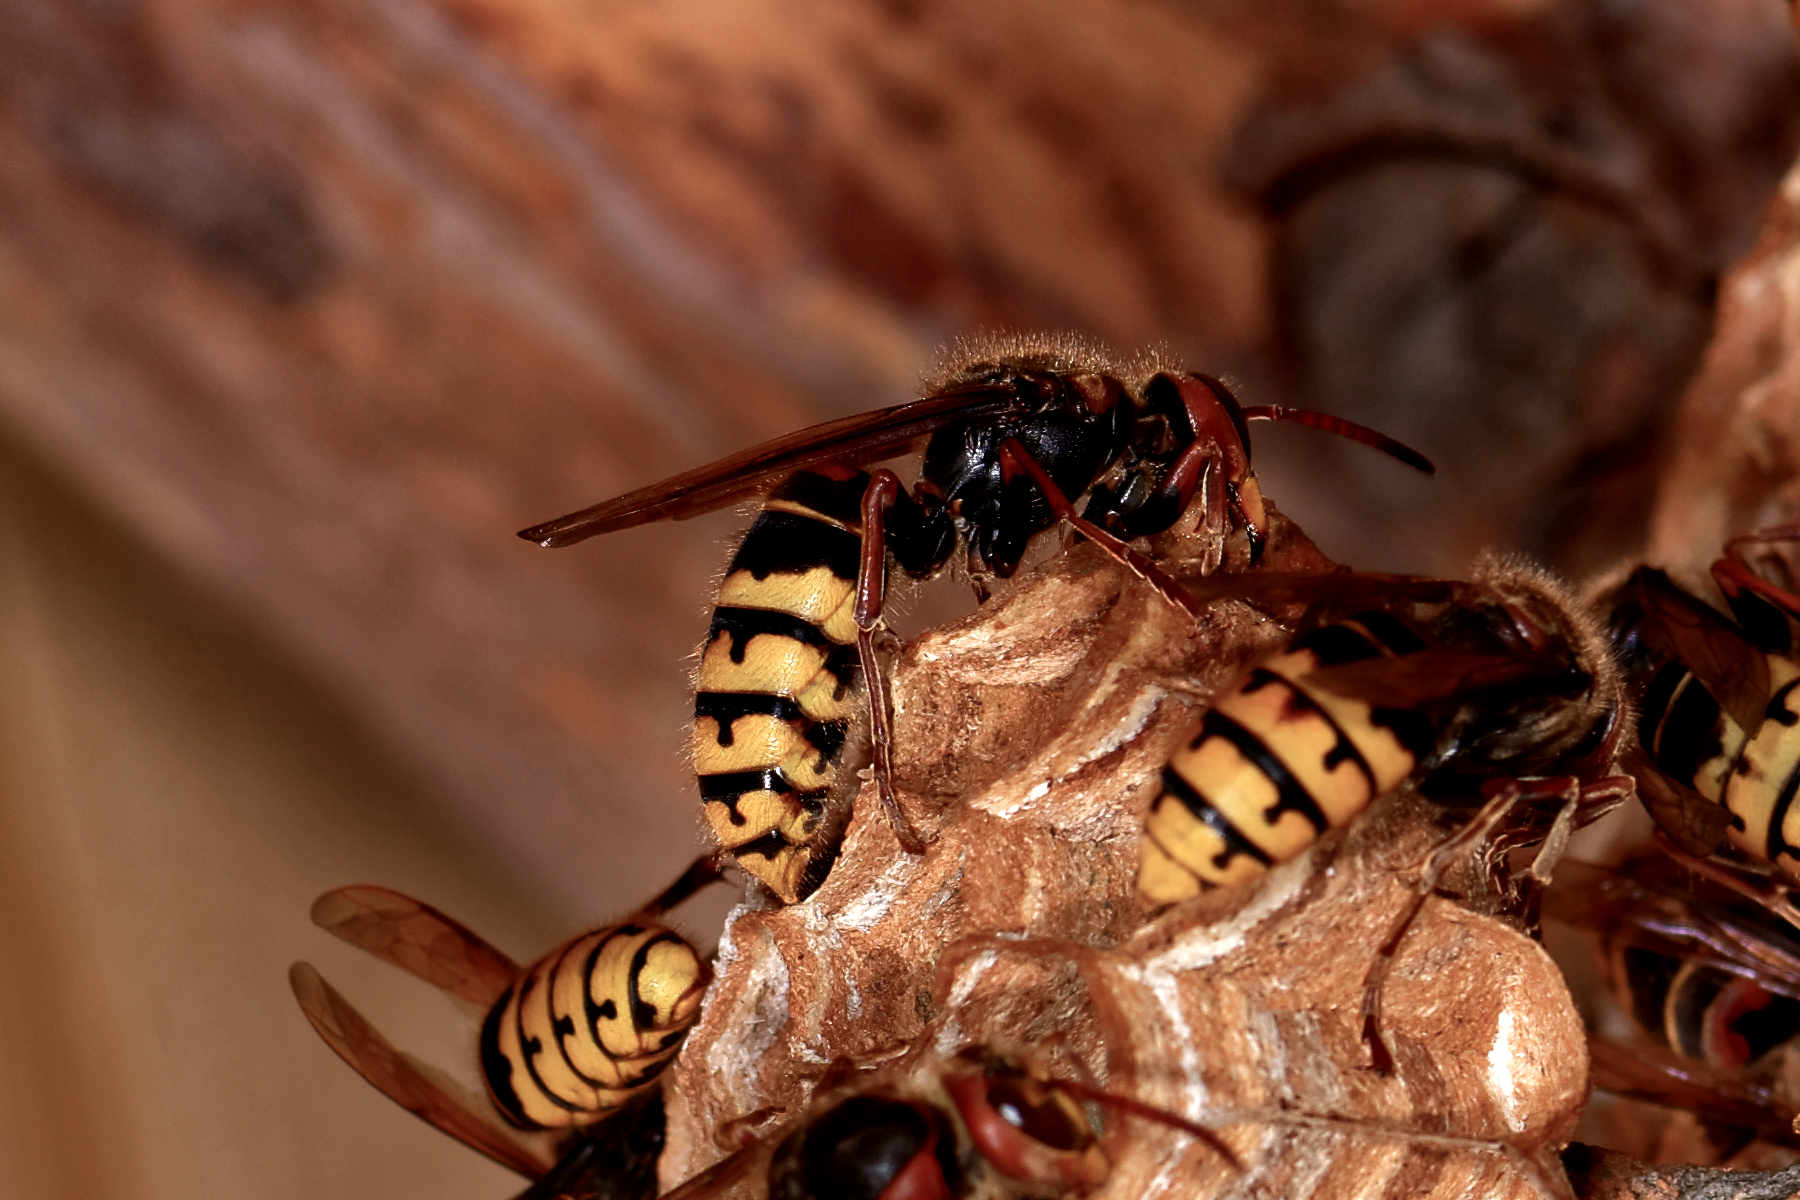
[651,502,1800,1198]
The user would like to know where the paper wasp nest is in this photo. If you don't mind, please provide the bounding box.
[656,511,1599,1199]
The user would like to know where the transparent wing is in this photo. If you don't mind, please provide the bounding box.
[1624,568,1771,732]
[1165,569,1468,617]
[290,962,555,1179]
[517,386,1029,547]
[310,885,520,1011]
[1292,650,1573,710]
[1545,859,1800,1003]
[1588,1039,1800,1148]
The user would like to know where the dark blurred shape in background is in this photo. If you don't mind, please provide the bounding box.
[2,2,1798,1197]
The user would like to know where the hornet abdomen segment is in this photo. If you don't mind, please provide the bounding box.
[479,922,707,1131]
[693,468,868,904]
[1640,656,1800,879]
[1140,614,1431,904]
[1610,940,1800,1069]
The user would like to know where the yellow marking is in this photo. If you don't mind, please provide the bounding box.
[794,667,857,723]
[589,930,701,1075]
[703,788,817,850]
[1236,476,1267,542]
[634,939,708,1030]
[1664,960,1705,1056]
[1259,647,1321,678]
[547,931,629,1090]
[697,636,823,695]
[1167,730,1311,863]
[697,640,856,725]
[1212,675,1376,831]
[1725,734,1784,863]
[487,985,586,1128]
[763,497,859,532]
[1647,674,1697,765]
[1692,733,1748,805]
[1238,645,1418,822]
[1723,659,1800,869]
[1259,637,1416,802]
[693,716,838,791]
[736,840,820,905]
[494,925,705,1113]
[1138,822,1203,904]
[1296,687,1416,800]
[1141,789,1270,894]
[699,635,828,694]
[1780,809,1800,883]
[718,567,860,644]
[1138,632,1424,905]
[694,716,795,775]
[517,956,609,1112]
[1653,674,1749,804]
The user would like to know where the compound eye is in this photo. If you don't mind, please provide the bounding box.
[771,1095,958,1200]
[944,1071,1107,1189]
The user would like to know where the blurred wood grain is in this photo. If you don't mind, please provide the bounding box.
[1,2,1798,1198]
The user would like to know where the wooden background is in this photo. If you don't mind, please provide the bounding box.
[2,1,1798,1197]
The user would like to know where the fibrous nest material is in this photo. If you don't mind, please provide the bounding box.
[652,484,1800,1196]
[658,511,1597,1198]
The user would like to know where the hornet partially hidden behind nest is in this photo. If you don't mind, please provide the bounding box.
[1546,856,1800,1154]
[1136,558,1632,1068]
[1602,525,1800,923]
[520,335,1433,904]
[655,1045,1240,1200]
[290,859,721,1199]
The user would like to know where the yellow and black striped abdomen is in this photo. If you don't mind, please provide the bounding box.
[479,922,708,1131]
[1139,614,1433,906]
[1641,656,1800,881]
[694,468,868,904]
[1610,940,1800,1069]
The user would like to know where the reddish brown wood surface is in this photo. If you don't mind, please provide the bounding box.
[3,3,1800,1199]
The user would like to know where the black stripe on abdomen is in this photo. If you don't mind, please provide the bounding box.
[479,994,531,1128]
[1240,666,1378,796]
[767,468,872,526]
[1642,666,1728,794]
[1763,677,1800,861]
[1200,709,1333,834]
[512,975,582,1121]
[698,770,829,821]
[625,932,682,1038]
[726,510,861,582]
[694,692,851,761]
[708,606,834,656]
[1618,945,1678,1050]
[694,692,805,744]
[1156,766,1274,872]
[552,938,607,1090]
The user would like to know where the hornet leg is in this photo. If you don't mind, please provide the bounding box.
[632,852,731,920]
[1359,775,1590,1075]
[855,469,929,855]
[995,438,1207,624]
